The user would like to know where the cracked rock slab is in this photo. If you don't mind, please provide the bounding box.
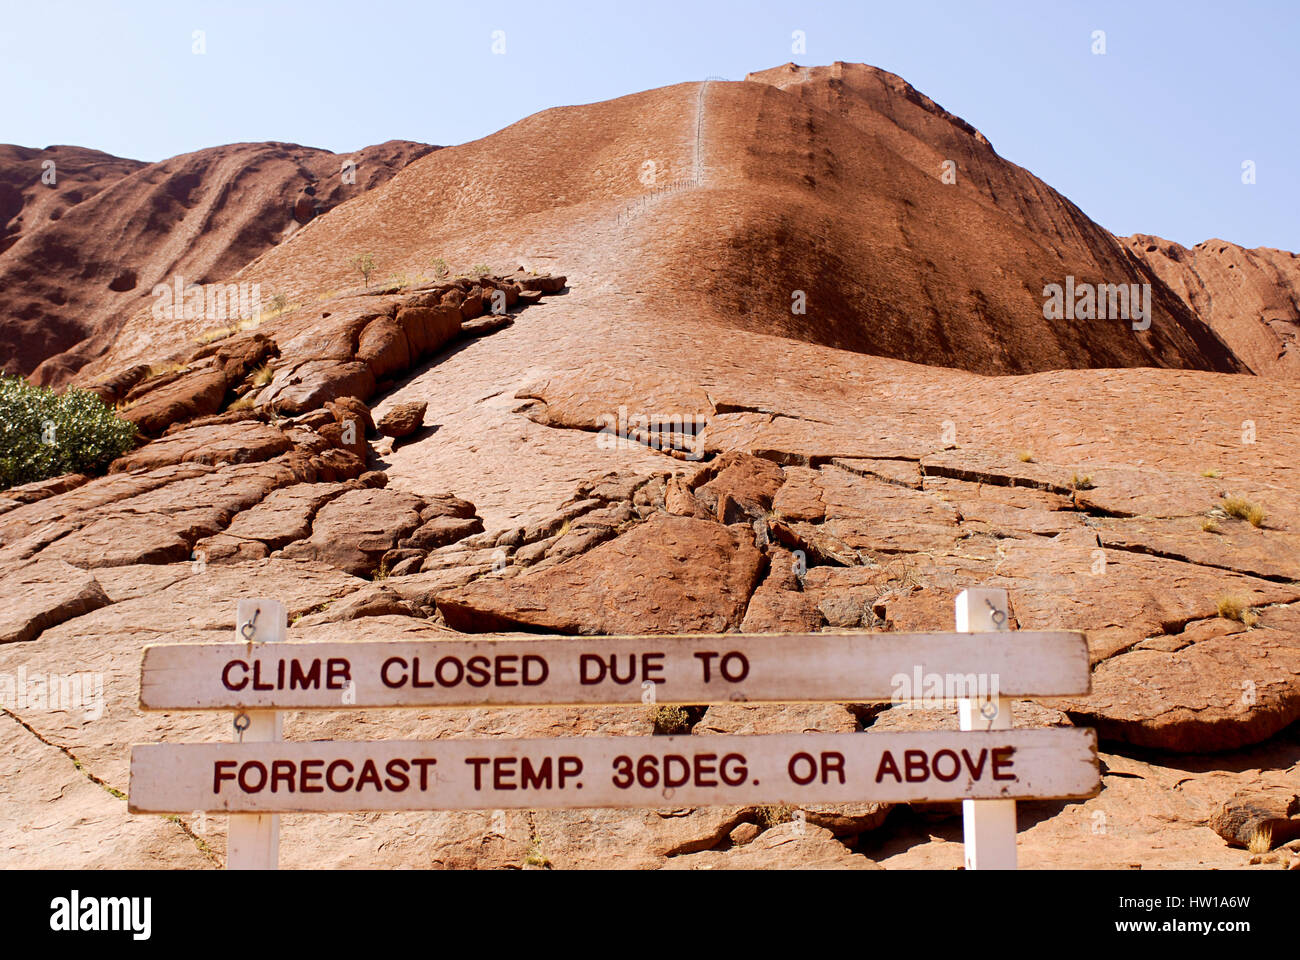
[0,713,213,869]
[281,488,426,576]
[1209,779,1300,849]
[1053,609,1300,752]
[436,513,765,635]
[218,481,355,551]
[661,822,881,870]
[1097,516,1300,582]
[0,560,110,645]
[109,420,292,474]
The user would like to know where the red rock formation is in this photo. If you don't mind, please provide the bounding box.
[0,144,144,255]
[1125,234,1300,378]
[2,61,1299,872]
[0,140,436,384]
[86,61,1235,381]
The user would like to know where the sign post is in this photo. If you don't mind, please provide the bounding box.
[956,588,1018,870]
[225,599,284,871]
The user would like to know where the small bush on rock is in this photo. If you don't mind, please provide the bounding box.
[351,253,377,287]
[0,375,137,490]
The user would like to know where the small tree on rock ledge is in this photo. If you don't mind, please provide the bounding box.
[350,253,377,287]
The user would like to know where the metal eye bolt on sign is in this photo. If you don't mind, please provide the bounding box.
[129,589,1099,869]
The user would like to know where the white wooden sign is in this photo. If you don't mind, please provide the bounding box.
[128,728,1099,814]
[127,588,1102,870]
[138,631,1089,710]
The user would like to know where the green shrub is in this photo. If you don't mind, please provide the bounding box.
[0,375,137,490]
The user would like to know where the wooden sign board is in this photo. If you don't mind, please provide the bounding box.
[138,631,1089,711]
[127,728,1100,814]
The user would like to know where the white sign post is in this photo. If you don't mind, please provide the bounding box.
[957,588,1018,870]
[225,599,284,871]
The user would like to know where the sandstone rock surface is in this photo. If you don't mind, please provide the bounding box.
[4,60,1299,873]
[437,514,765,635]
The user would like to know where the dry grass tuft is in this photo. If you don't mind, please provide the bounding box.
[1215,595,1260,627]
[194,326,234,345]
[755,804,797,829]
[649,705,691,736]
[145,362,188,380]
[1247,823,1274,854]
[1221,496,1267,528]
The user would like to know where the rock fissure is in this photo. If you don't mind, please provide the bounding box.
[2,706,221,866]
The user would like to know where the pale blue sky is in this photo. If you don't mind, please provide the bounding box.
[2,0,1295,250]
